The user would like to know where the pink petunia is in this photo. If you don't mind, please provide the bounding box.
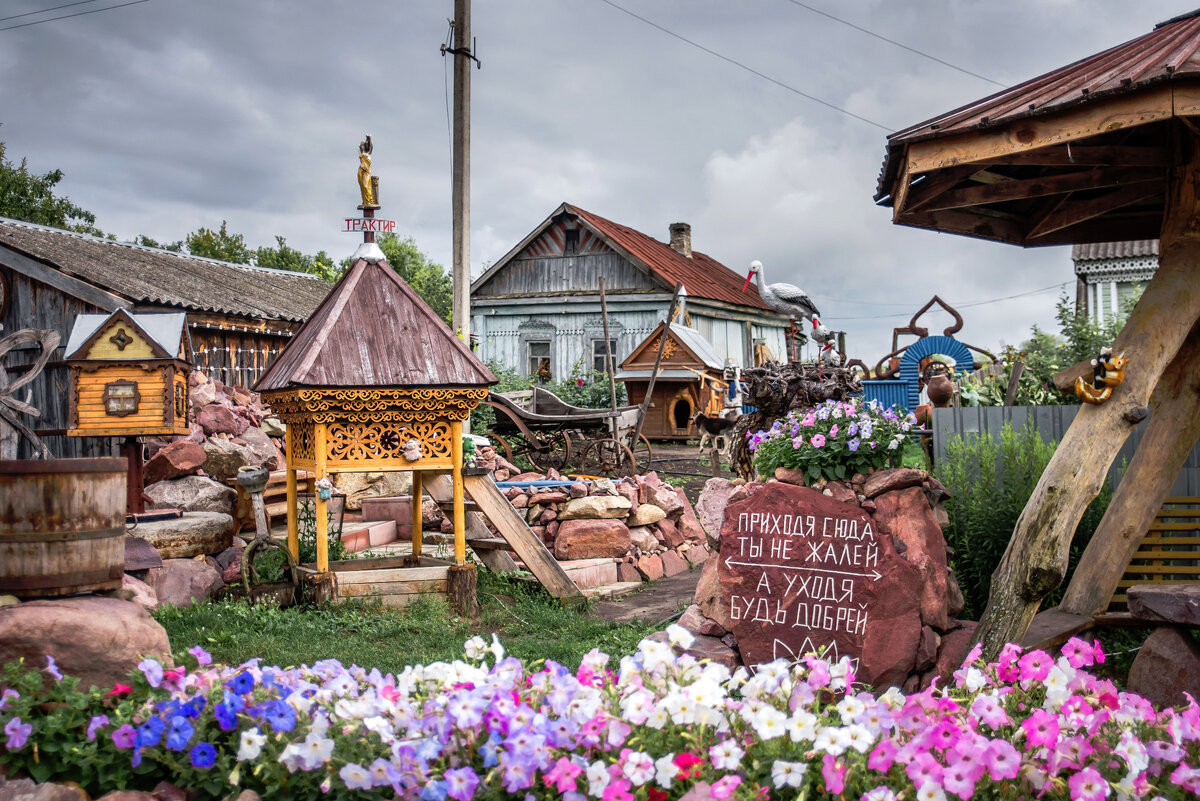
[829,424,839,438]
[543,756,582,793]
[1018,650,1053,682]
[1067,766,1109,801]
[711,775,742,800]
[602,778,634,801]
[811,434,826,448]
[869,739,898,773]
[942,761,976,800]
[985,740,1021,781]
[906,752,944,787]
[1022,709,1060,750]
[822,754,846,795]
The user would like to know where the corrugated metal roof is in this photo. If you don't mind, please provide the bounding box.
[1072,239,1159,261]
[670,323,725,369]
[878,11,1200,200]
[254,258,497,391]
[66,311,187,358]
[616,369,700,381]
[0,217,330,323]
[567,205,772,311]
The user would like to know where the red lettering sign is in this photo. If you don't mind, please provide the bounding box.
[343,218,396,233]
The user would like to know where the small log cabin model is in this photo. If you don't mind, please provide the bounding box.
[65,309,191,439]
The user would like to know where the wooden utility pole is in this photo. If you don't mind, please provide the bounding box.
[450,0,473,345]
[598,276,619,428]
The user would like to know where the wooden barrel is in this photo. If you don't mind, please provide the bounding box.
[0,458,127,598]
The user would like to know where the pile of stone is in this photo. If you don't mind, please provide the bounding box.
[678,467,975,689]
[421,468,712,582]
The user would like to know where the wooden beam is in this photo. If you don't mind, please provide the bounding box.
[0,245,129,312]
[1058,321,1200,617]
[904,85,1175,176]
[919,167,1161,213]
[902,166,979,213]
[898,208,1028,246]
[975,145,1170,168]
[972,138,1200,660]
[1028,181,1165,238]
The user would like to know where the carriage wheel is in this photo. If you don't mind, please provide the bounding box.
[631,434,654,473]
[579,438,637,477]
[527,430,572,473]
[489,432,516,466]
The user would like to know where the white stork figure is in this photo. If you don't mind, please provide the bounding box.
[742,260,822,361]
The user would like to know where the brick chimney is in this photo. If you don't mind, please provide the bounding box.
[668,223,692,259]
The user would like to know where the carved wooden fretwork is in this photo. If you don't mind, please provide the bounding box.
[291,419,316,461]
[326,421,451,463]
[647,337,677,360]
[263,387,488,424]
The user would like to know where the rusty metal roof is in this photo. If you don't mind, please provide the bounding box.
[254,258,497,391]
[0,217,330,323]
[878,10,1200,201]
[1072,239,1159,261]
[568,205,771,310]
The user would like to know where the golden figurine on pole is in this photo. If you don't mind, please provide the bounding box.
[357,135,379,209]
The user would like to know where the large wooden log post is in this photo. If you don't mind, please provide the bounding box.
[974,136,1200,658]
[1059,321,1200,616]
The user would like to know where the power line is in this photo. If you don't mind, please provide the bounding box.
[0,0,149,32]
[596,0,891,131]
[827,282,1069,321]
[781,0,1005,88]
[0,0,99,24]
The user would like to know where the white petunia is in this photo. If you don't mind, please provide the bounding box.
[786,711,818,743]
[463,636,487,660]
[587,760,610,797]
[771,760,806,789]
[709,739,744,771]
[622,751,656,786]
[666,623,695,650]
[237,728,266,761]
[748,706,788,741]
[916,782,947,801]
[655,753,677,789]
[836,696,866,724]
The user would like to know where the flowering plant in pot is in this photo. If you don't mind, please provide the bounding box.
[748,397,917,484]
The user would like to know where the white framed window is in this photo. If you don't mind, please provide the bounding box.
[527,340,551,381]
[592,339,617,375]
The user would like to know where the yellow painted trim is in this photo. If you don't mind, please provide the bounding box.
[286,426,299,561]
[450,420,465,566]
[411,470,424,560]
[314,423,329,573]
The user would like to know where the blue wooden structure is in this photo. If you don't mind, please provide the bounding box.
[860,335,975,410]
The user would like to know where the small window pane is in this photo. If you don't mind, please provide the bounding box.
[592,339,617,374]
[528,341,551,380]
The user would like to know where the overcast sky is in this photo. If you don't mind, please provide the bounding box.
[1,0,1189,361]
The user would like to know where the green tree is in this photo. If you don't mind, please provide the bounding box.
[0,139,102,235]
[185,220,252,264]
[254,236,341,282]
[371,233,453,323]
[132,234,183,252]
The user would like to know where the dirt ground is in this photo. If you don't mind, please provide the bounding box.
[642,441,736,504]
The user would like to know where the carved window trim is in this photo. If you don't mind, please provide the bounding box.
[103,379,140,417]
[174,381,188,419]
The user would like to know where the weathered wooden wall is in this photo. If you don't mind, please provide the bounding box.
[931,405,1200,495]
[474,254,660,297]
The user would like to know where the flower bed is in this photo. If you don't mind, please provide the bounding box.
[2,632,1198,801]
[748,398,917,484]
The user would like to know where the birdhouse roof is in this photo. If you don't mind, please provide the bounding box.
[65,310,190,361]
[620,322,724,372]
[876,10,1200,246]
[254,258,497,391]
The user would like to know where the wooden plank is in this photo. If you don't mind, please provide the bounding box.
[916,168,1160,213]
[1027,181,1166,239]
[423,473,520,573]
[1020,608,1095,651]
[1140,536,1200,546]
[1120,564,1200,575]
[1147,522,1200,531]
[463,473,584,604]
[974,145,1171,168]
[467,537,515,551]
[338,579,448,596]
[334,565,451,585]
[1129,549,1200,560]
[1165,497,1200,504]
[902,85,1174,177]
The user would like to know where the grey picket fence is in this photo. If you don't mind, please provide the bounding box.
[930,405,1200,496]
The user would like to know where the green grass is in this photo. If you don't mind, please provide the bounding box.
[153,570,657,673]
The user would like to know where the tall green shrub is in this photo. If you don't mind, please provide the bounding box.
[934,420,1112,619]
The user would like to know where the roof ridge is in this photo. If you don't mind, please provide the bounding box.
[0,215,329,282]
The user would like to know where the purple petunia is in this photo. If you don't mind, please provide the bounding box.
[188,645,212,667]
[86,715,109,742]
[44,654,63,681]
[138,658,164,688]
[111,724,136,750]
[4,717,31,750]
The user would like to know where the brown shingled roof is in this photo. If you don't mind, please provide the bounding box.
[0,217,329,323]
[1072,240,1159,261]
[567,205,770,310]
[254,258,497,391]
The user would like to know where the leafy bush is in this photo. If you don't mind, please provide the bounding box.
[749,398,917,484]
[934,420,1112,619]
[3,634,1199,801]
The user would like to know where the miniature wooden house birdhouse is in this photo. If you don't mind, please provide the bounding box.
[65,310,193,438]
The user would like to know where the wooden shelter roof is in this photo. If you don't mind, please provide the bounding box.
[876,10,1200,247]
[254,258,497,391]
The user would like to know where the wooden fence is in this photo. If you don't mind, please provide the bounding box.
[930,405,1200,496]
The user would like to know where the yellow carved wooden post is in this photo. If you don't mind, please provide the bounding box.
[285,425,298,560]
[410,470,424,561]
[450,420,466,565]
[314,422,329,572]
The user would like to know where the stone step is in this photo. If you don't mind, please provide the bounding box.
[340,520,397,552]
[582,581,644,599]
[557,558,618,589]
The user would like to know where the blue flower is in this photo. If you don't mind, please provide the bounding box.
[181,697,206,719]
[228,672,255,695]
[222,689,245,713]
[214,702,239,732]
[262,699,296,733]
[135,717,165,749]
[848,438,860,452]
[165,716,194,751]
[420,780,448,801]
[189,742,217,769]
[479,732,501,768]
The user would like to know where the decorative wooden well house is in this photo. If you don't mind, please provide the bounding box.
[65,310,192,512]
[618,322,726,440]
[255,221,497,610]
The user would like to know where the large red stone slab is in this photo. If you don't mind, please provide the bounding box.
[1126,626,1200,709]
[719,482,921,688]
[553,519,631,560]
[1128,584,1200,625]
[872,487,949,630]
[143,440,206,484]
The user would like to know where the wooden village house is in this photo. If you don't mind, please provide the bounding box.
[618,322,728,440]
[470,203,790,384]
[0,217,330,458]
[1072,240,1156,326]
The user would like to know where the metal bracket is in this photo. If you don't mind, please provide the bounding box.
[440,36,481,68]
